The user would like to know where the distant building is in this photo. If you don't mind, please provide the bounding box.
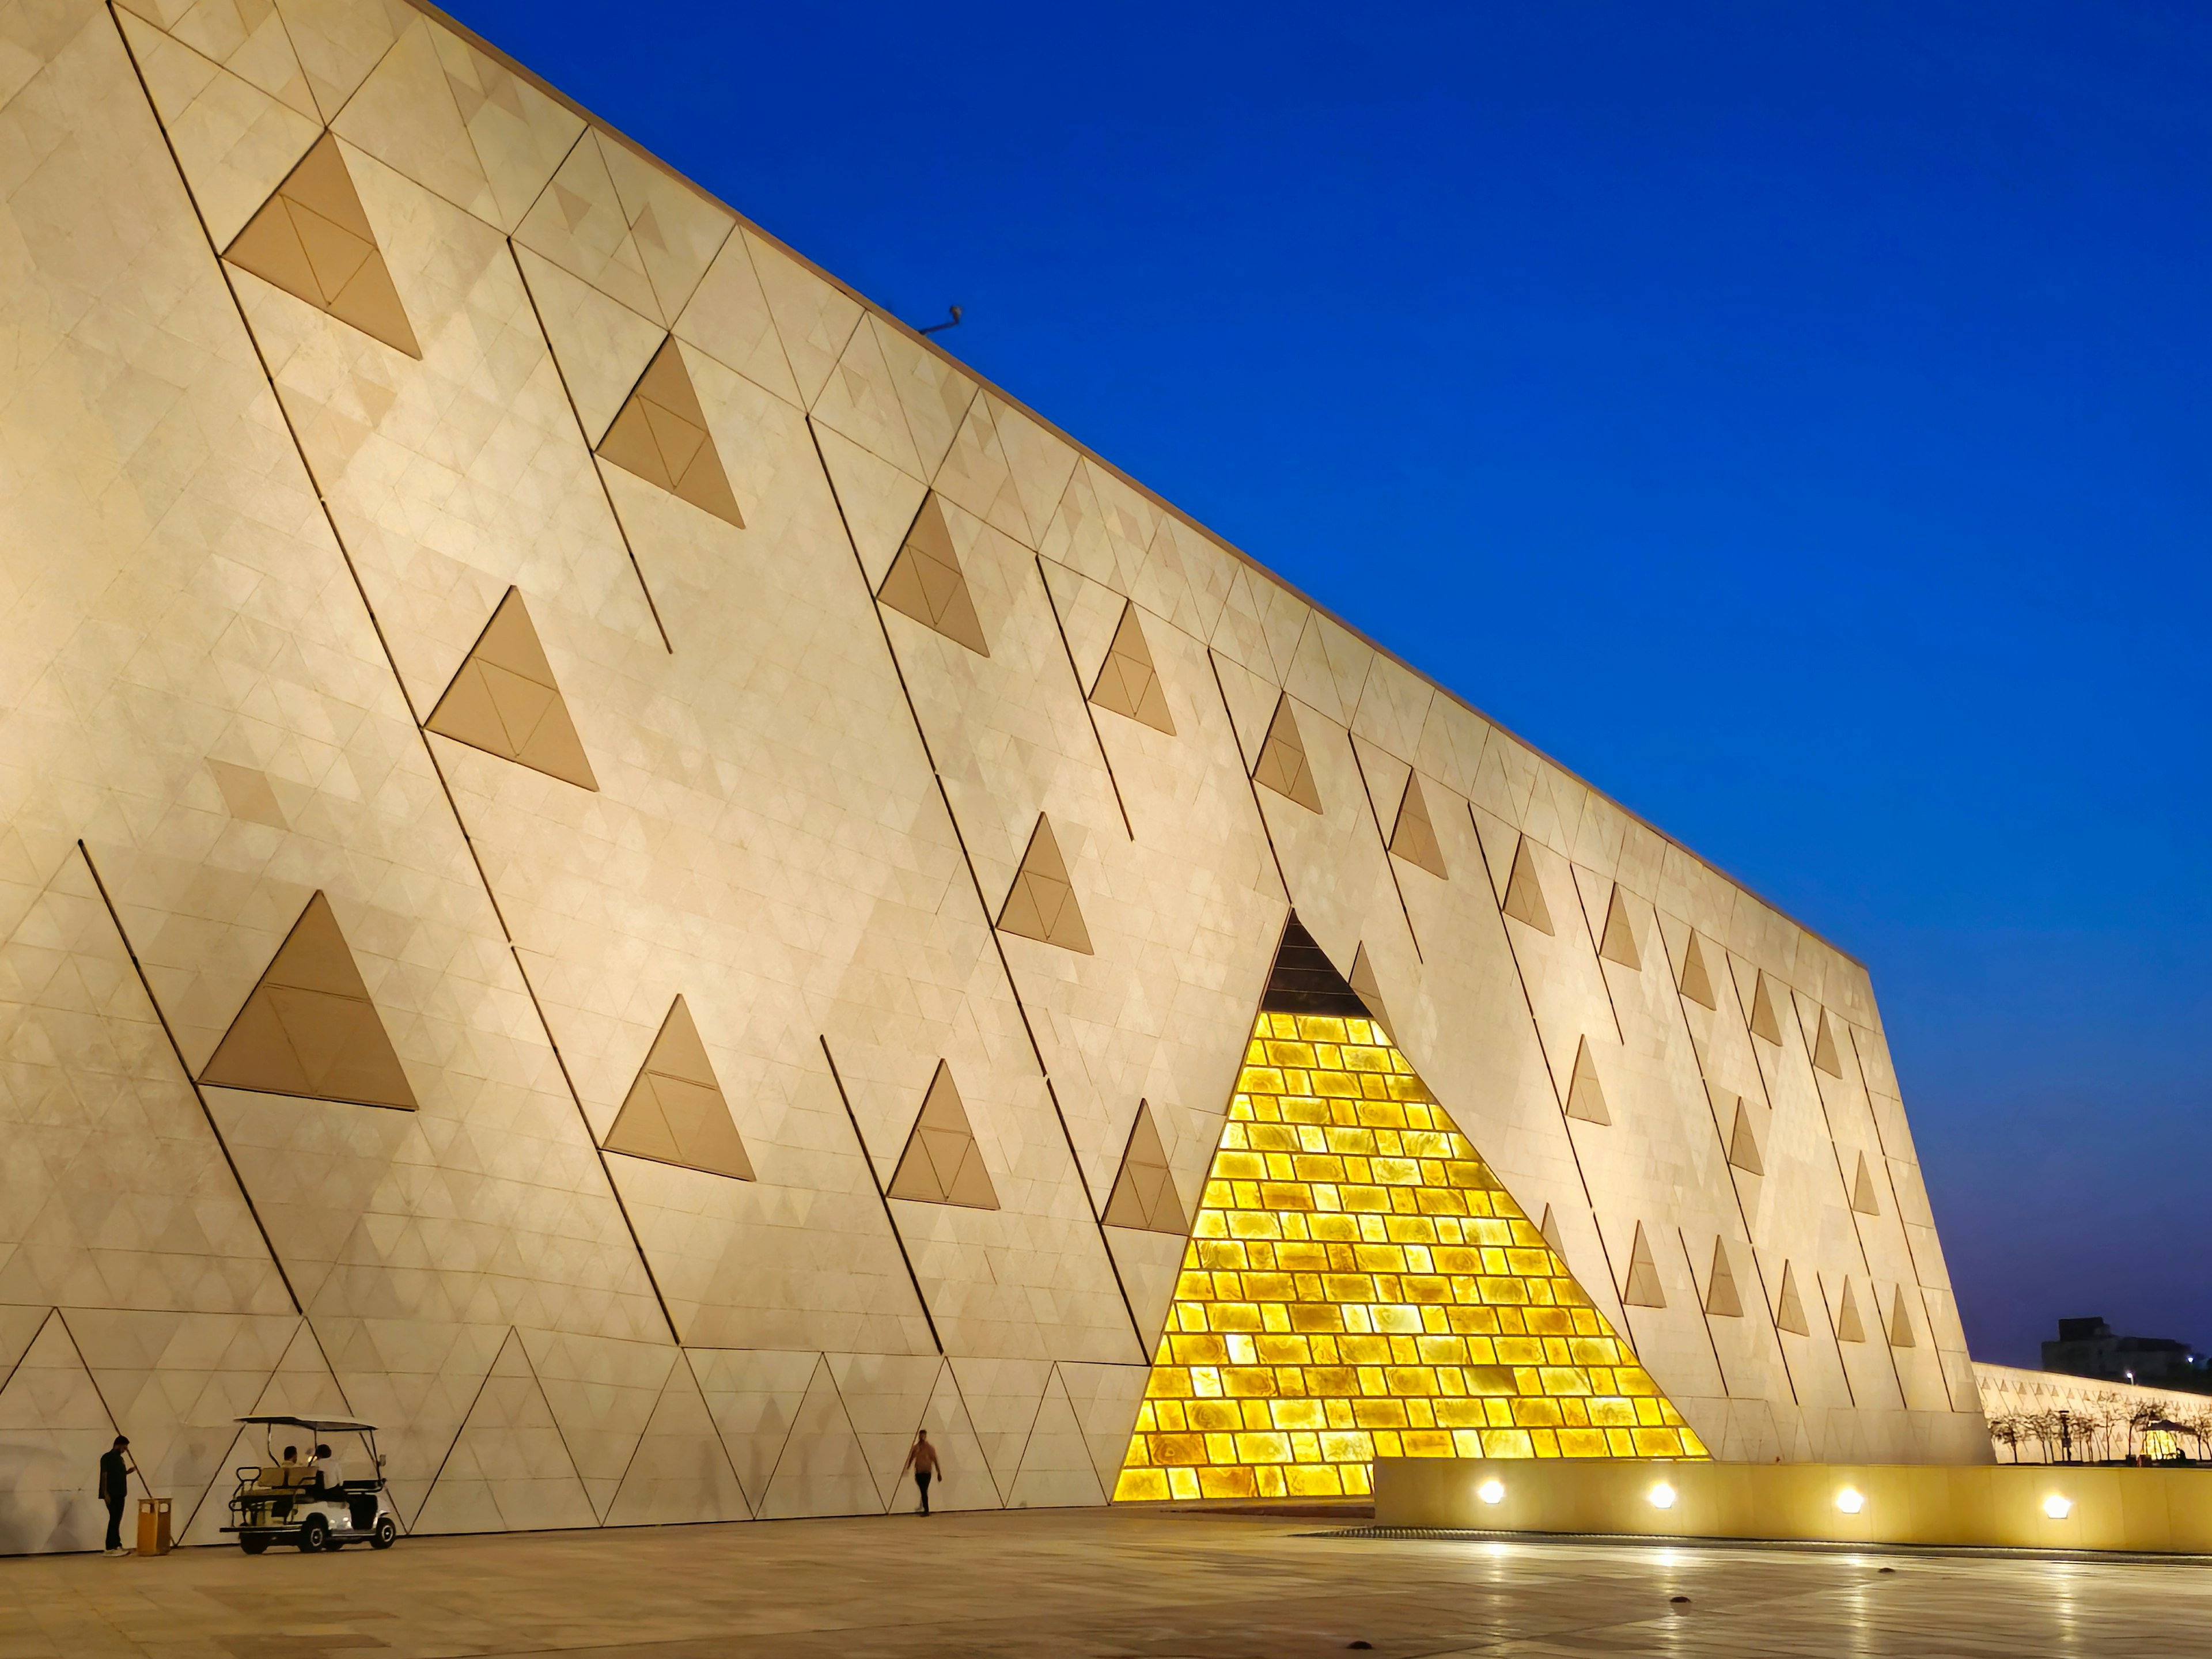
[2043,1318,2212,1394]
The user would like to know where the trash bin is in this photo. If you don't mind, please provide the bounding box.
[137,1497,172,1556]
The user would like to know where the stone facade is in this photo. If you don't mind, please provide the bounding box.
[0,0,1986,1553]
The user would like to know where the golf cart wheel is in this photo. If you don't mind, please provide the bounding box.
[370,1516,397,1550]
[298,1514,329,1553]
[240,1536,269,1555]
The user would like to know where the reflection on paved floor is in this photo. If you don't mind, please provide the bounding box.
[2,1506,2202,1658]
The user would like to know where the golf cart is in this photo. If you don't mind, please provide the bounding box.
[222,1416,399,1554]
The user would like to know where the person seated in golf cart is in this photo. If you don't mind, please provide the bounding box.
[224,1416,398,1554]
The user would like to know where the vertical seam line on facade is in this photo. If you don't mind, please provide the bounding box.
[1676,1225,1733,1402]
[1032,556,1133,840]
[505,237,673,653]
[820,1036,942,1356]
[75,839,306,1320]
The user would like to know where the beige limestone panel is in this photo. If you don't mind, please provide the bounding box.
[812,422,926,588]
[912,1358,1001,1508]
[0,850,291,1316]
[930,393,1030,546]
[600,1349,749,1525]
[411,1325,598,1533]
[746,229,861,409]
[1210,650,1281,771]
[270,0,408,122]
[672,227,802,407]
[512,244,662,446]
[1520,759,1590,862]
[327,13,498,225]
[1570,791,1631,882]
[311,1316,507,1524]
[435,31,582,234]
[594,134,734,325]
[1469,725,1541,828]
[1128,513,1233,644]
[823,1350,942,1509]
[809,312,922,478]
[1037,556,1128,690]
[513,1328,674,1520]
[1035,457,1151,597]
[756,1354,880,1518]
[177,1318,353,1543]
[1350,651,1433,764]
[686,1346,813,1514]
[948,1354,1052,1497]
[116,0,318,117]
[1006,1365,1105,1508]
[1054,1359,1150,1494]
[877,320,976,482]
[1207,566,1279,689]
[984,393,1078,550]
[113,8,320,247]
[0,1310,120,1555]
[1816,1270,1910,1422]
[1413,695,1490,809]
[512,127,658,321]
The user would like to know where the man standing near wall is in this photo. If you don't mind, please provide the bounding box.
[97,1435,134,1556]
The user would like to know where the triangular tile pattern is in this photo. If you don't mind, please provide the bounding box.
[1704,1239,1744,1318]
[0,1310,123,1555]
[425,588,599,790]
[1054,1362,1150,1498]
[1812,1010,1845,1077]
[601,997,755,1180]
[596,336,744,528]
[1849,1151,1882,1216]
[1563,1036,1611,1126]
[1251,695,1323,813]
[1089,601,1175,734]
[1597,888,1641,969]
[1346,942,1393,1043]
[179,1322,355,1546]
[877,494,988,655]
[601,1354,748,1525]
[996,815,1093,955]
[1501,839,1554,934]
[688,1348,817,1514]
[1725,1099,1765,1175]
[209,757,287,828]
[1622,1222,1667,1308]
[1748,973,1784,1044]
[1537,1205,1566,1257]
[1007,1368,1105,1508]
[758,1357,880,1518]
[222,132,419,355]
[910,1362,1000,1510]
[411,1329,597,1534]
[1115,999,1704,1501]
[1888,1288,1918,1349]
[823,1353,942,1510]
[886,1062,999,1210]
[199,891,416,1109]
[1835,1280,1868,1344]
[1774,1263,1812,1336]
[1101,1103,1188,1234]
[1677,933,1718,1009]
[1388,772,1447,879]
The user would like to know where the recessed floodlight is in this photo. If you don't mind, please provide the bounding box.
[1835,1488,1865,1514]
[1649,1482,1677,1509]
[1478,1479,1505,1505]
[2043,1494,2073,1520]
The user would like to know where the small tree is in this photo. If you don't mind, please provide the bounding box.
[1989,1414,2024,1463]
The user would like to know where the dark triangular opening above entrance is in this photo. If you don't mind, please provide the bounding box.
[1261,913,1370,1020]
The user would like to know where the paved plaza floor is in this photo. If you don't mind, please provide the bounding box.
[3,1506,2205,1658]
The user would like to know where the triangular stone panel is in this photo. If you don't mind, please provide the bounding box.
[1678,932,1718,1009]
[1622,1221,1667,1308]
[688,1347,818,1514]
[1725,1099,1765,1175]
[426,588,599,790]
[1055,1362,1151,1497]
[1598,888,1641,969]
[1089,601,1175,734]
[1835,1279,1868,1344]
[1850,1151,1881,1216]
[1564,1036,1611,1125]
[1537,1204,1566,1257]
[514,1331,674,1521]
[602,1353,748,1525]
[223,132,419,355]
[602,997,755,1180]
[1501,839,1554,934]
[886,1063,999,1210]
[1812,1010,1844,1077]
[1347,941,1394,1042]
[1388,772,1447,878]
[823,1353,943,1510]
[1118,1007,1704,1501]
[1101,1103,1188,1234]
[757,1357,880,1518]
[1774,1262,1812,1336]
[411,1328,598,1535]
[1888,1287,1917,1349]
[596,336,745,527]
[180,1322,354,1545]
[877,493,988,654]
[1704,1239,1744,1318]
[199,891,416,1109]
[1251,694,1323,812]
[1748,972,1784,1044]
[996,815,1093,955]
[1007,1368,1105,1509]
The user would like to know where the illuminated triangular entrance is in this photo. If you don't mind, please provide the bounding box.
[1113,915,1705,1502]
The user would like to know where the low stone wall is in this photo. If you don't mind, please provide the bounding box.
[1974,1362,2212,1463]
[1373,1456,2212,1552]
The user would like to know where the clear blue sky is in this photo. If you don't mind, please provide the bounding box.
[448,0,2210,1368]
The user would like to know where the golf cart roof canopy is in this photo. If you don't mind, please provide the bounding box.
[235,1416,378,1433]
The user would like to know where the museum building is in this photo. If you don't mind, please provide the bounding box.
[0,0,1989,1552]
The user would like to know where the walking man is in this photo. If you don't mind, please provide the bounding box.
[97,1435,134,1556]
[898,1429,942,1516]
